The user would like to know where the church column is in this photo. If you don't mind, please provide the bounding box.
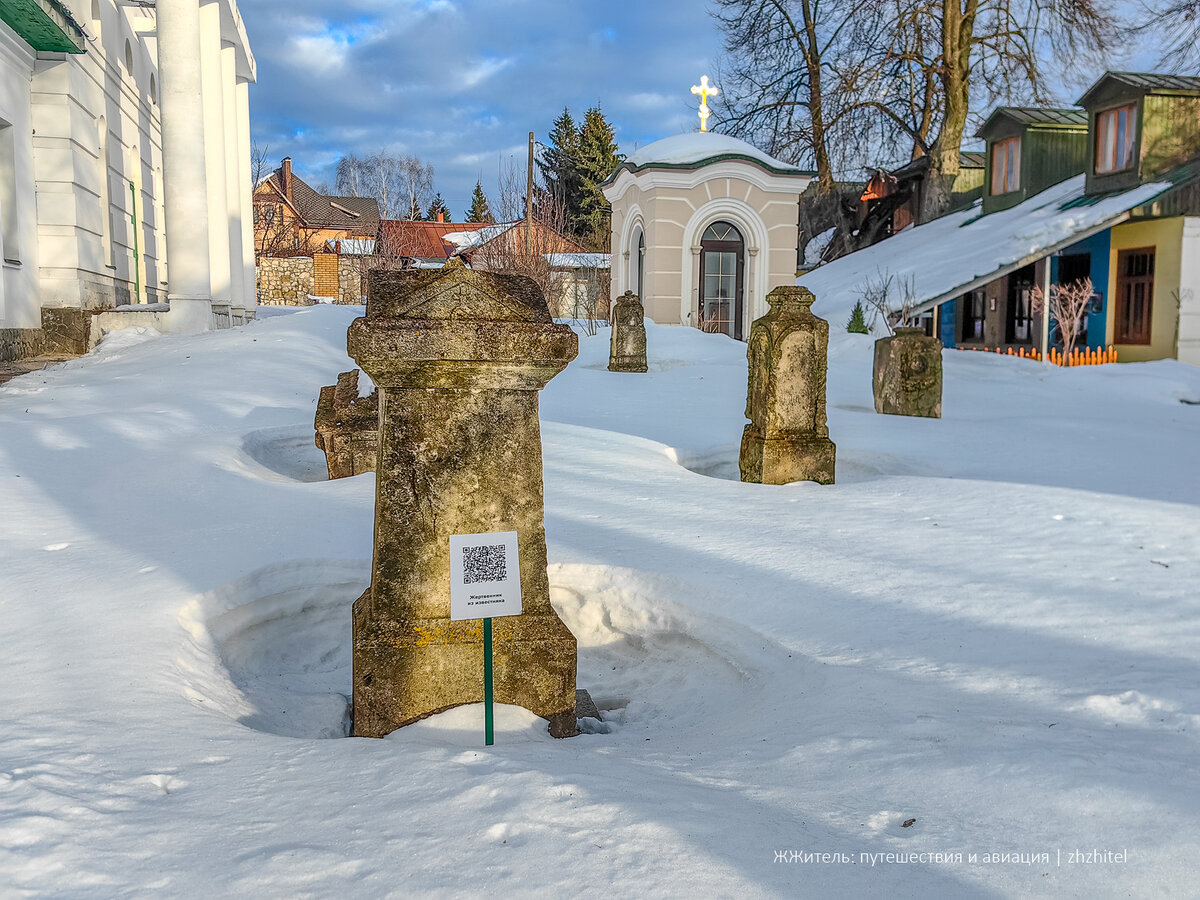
[220,41,244,321]
[157,0,212,332]
[199,0,231,325]
[236,77,256,319]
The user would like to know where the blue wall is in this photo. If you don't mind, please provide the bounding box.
[939,299,957,348]
[1051,231,1111,349]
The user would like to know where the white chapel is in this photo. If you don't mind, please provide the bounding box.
[602,132,812,341]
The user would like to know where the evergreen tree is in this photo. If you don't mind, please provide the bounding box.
[425,192,451,222]
[465,181,494,224]
[537,108,583,232]
[846,300,869,334]
[576,105,622,250]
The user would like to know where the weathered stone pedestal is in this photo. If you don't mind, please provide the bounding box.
[314,369,378,479]
[608,291,648,373]
[739,286,836,485]
[872,327,943,418]
[347,260,580,739]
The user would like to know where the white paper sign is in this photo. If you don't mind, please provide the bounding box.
[449,531,523,621]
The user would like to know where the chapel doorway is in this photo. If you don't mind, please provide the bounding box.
[698,220,745,339]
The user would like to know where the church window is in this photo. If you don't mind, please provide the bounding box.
[699,220,745,340]
[0,120,18,264]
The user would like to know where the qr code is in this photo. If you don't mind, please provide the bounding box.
[463,544,507,584]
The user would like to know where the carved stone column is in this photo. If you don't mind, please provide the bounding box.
[347,260,580,738]
[873,327,943,418]
[739,286,836,485]
[608,291,648,373]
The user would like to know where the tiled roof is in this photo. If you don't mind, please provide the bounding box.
[265,167,380,232]
[377,220,490,259]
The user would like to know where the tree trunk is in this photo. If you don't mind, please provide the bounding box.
[921,0,976,222]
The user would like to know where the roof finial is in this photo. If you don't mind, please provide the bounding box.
[691,75,719,132]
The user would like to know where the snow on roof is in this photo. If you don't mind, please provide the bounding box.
[799,173,1176,323]
[621,133,808,175]
[441,222,516,251]
[545,253,610,268]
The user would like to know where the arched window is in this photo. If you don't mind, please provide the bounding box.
[150,74,156,104]
[630,226,644,299]
[124,39,133,74]
[698,220,745,339]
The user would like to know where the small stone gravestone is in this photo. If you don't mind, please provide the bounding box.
[347,259,580,738]
[608,291,648,373]
[739,286,836,485]
[872,327,943,418]
[313,369,378,479]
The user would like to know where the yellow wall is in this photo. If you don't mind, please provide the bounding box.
[1107,218,1182,362]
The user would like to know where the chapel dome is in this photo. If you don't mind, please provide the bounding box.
[617,133,809,176]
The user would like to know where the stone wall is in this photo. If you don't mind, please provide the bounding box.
[257,255,371,305]
[257,257,316,304]
[339,257,367,304]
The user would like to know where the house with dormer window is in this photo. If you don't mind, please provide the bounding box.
[798,71,1200,368]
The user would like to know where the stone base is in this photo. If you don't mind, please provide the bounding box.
[740,426,836,485]
[608,356,648,373]
[351,593,579,739]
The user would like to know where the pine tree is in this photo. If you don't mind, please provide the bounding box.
[425,192,451,222]
[465,181,494,224]
[847,300,869,334]
[576,105,622,250]
[537,108,583,232]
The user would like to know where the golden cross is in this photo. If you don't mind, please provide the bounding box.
[691,75,719,132]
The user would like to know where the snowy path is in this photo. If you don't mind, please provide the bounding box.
[0,306,1197,897]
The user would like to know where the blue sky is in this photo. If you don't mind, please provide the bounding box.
[240,1,1167,220]
[241,0,725,218]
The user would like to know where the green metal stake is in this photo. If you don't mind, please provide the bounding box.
[483,617,494,746]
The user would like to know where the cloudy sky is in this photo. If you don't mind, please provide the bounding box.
[241,0,726,218]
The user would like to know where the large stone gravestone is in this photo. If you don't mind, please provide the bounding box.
[872,327,943,418]
[739,286,836,485]
[608,291,648,373]
[347,259,580,738]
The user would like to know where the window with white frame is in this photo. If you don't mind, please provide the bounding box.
[991,137,1020,194]
[1095,103,1137,174]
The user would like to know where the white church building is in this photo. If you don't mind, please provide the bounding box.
[602,133,813,341]
[0,0,255,360]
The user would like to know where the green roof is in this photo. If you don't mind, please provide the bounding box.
[0,0,85,52]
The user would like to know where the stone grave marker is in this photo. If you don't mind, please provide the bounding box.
[314,369,378,479]
[347,259,580,739]
[608,291,648,373]
[872,327,943,418]
[739,286,836,485]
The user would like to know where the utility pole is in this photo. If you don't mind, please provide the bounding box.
[526,131,534,254]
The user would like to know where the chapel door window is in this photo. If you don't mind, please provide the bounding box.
[699,220,745,340]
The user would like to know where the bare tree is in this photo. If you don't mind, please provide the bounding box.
[714,0,1115,216]
[335,151,435,220]
[1130,0,1199,69]
[1033,276,1094,361]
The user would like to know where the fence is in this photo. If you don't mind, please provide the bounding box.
[957,345,1118,366]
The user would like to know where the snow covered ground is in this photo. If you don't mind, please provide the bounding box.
[1,306,1198,897]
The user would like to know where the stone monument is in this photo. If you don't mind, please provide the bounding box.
[872,327,943,418]
[347,260,580,738]
[314,369,379,479]
[739,286,836,485]
[608,291,648,373]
